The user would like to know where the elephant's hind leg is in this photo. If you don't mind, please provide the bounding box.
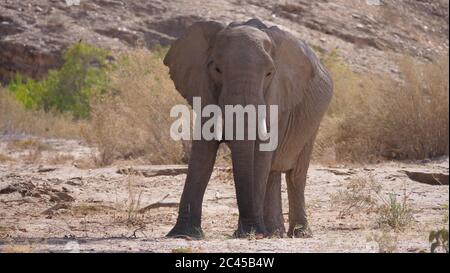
[264,171,285,237]
[286,136,315,238]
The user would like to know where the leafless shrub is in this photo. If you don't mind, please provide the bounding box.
[82,50,186,166]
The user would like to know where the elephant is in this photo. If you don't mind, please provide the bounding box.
[163,18,333,239]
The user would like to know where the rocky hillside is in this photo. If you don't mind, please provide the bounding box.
[1,0,448,83]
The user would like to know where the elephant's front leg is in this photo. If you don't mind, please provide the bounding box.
[231,141,273,238]
[167,140,219,239]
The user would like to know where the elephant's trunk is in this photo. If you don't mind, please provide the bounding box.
[229,140,260,226]
[219,80,268,234]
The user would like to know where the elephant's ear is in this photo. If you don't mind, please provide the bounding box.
[164,21,225,106]
[265,27,317,111]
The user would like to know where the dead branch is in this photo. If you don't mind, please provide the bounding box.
[138,194,179,213]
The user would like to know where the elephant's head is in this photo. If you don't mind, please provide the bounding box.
[164,18,315,136]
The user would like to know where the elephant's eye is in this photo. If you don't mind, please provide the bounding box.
[265,72,272,77]
[215,67,222,74]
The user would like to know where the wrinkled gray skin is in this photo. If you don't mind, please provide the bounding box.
[164,19,333,239]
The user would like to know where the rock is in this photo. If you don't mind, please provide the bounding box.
[404,171,449,186]
[0,185,18,194]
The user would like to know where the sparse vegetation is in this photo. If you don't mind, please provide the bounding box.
[331,175,382,217]
[7,139,51,151]
[1,44,185,166]
[377,192,414,230]
[8,43,110,119]
[332,175,414,230]
[0,89,84,139]
[112,174,146,228]
[315,50,449,162]
[82,49,185,166]
[2,42,448,165]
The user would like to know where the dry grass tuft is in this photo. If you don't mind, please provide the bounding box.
[0,89,84,139]
[331,175,382,217]
[112,174,147,228]
[377,192,414,230]
[332,174,414,229]
[82,50,186,166]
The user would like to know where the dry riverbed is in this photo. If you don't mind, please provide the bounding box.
[0,136,448,253]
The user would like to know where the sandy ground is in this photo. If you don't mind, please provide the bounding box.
[0,136,448,253]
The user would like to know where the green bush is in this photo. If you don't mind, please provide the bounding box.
[8,43,110,119]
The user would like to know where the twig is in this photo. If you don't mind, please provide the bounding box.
[138,194,179,213]
[128,225,146,239]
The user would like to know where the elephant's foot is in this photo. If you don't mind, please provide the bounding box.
[287,224,312,238]
[233,219,267,239]
[233,229,265,239]
[166,222,204,240]
[265,219,286,238]
[266,226,286,238]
